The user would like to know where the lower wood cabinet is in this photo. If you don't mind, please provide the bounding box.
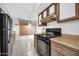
[51,48,63,56]
[51,41,79,56]
[34,35,37,50]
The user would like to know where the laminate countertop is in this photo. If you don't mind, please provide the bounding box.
[50,34,79,50]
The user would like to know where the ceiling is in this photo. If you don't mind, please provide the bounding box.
[2,3,40,20]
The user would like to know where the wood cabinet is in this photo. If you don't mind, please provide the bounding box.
[38,3,58,26]
[57,3,79,23]
[38,3,79,24]
[51,48,63,56]
[34,33,46,51]
[38,13,47,26]
[51,41,78,56]
[51,34,79,56]
[34,35,37,50]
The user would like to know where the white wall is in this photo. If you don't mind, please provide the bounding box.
[33,3,79,35]
[12,18,20,36]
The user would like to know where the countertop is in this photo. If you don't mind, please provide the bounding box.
[50,34,79,50]
[35,32,46,35]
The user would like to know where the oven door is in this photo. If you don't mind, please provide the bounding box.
[37,37,49,56]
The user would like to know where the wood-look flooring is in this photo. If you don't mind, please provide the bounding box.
[12,35,38,56]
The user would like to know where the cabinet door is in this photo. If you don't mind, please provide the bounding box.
[51,48,63,56]
[38,13,47,26]
[34,35,37,50]
[49,4,55,15]
[57,3,79,23]
[38,14,42,26]
[51,49,58,56]
[60,3,75,20]
[43,10,47,18]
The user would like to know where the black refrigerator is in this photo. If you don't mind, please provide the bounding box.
[0,13,12,56]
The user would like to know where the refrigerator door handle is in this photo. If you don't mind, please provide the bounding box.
[3,29,7,30]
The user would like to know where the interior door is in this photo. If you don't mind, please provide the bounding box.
[20,23,30,36]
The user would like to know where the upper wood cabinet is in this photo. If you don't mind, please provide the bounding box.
[38,13,47,26]
[49,4,55,15]
[38,3,57,26]
[57,3,79,23]
[38,14,42,26]
[43,10,47,18]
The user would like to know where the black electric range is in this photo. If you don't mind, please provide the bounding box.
[37,28,61,56]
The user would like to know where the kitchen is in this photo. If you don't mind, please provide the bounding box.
[0,3,79,56]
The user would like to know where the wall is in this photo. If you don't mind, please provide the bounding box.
[12,18,20,36]
[33,3,79,35]
[47,20,79,35]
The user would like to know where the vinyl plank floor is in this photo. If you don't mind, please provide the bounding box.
[12,35,38,56]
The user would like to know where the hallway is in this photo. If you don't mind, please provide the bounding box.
[12,35,38,56]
